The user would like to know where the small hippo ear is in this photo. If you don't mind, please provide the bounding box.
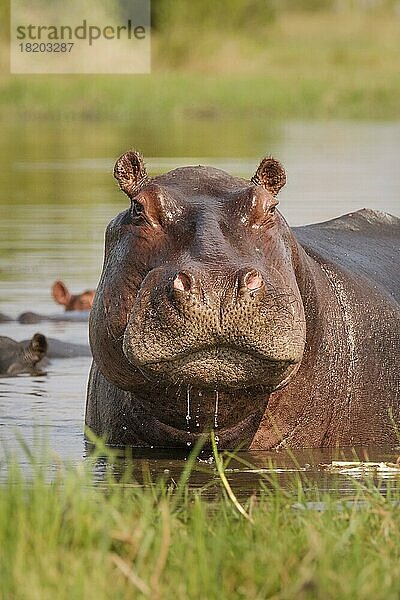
[251,157,286,196]
[52,281,71,307]
[113,150,149,198]
[31,333,48,354]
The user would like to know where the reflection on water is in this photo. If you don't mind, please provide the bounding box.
[0,119,399,492]
[0,353,89,468]
[86,445,400,500]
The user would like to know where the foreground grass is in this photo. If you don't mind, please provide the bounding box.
[1,444,400,599]
[1,9,400,121]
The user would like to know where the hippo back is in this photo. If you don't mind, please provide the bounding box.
[0,337,20,373]
[294,209,400,300]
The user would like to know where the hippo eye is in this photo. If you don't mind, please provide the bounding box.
[268,202,278,215]
[131,199,145,223]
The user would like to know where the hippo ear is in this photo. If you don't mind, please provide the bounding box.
[251,157,286,196]
[113,150,149,198]
[31,333,48,354]
[52,281,71,307]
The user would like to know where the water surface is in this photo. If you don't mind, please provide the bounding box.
[0,119,399,492]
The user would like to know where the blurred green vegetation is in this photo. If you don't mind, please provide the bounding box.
[1,1,400,120]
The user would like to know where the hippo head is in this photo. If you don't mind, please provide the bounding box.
[89,151,306,440]
[52,281,95,311]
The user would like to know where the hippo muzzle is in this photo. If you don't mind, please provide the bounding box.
[122,263,304,391]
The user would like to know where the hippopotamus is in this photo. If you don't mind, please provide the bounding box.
[17,310,91,324]
[0,334,91,377]
[0,333,48,376]
[86,150,400,449]
[0,313,13,323]
[0,281,94,325]
[16,281,94,324]
[0,311,91,324]
[51,280,95,311]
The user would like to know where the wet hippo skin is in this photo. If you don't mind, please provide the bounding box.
[86,150,399,449]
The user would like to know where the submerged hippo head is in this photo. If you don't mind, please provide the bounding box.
[0,333,48,377]
[52,280,95,311]
[90,151,306,411]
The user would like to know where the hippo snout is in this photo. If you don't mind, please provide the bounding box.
[121,263,304,390]
[172,268,264,298]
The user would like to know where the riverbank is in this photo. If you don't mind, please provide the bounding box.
[1,9,399,121]
[1,443,400,599]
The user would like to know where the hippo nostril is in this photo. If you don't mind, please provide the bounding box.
[173,272,193,293]
[244,270,263,290]
[239,269,264,294]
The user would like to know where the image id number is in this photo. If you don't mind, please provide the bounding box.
[19,43,74,53]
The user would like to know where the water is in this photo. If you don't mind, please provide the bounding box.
[0,119,399,492]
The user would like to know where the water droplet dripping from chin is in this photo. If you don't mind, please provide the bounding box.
[214,390,219,430]
[214,390,220,445]
[186,386,191,429]
[193,390,201,428]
